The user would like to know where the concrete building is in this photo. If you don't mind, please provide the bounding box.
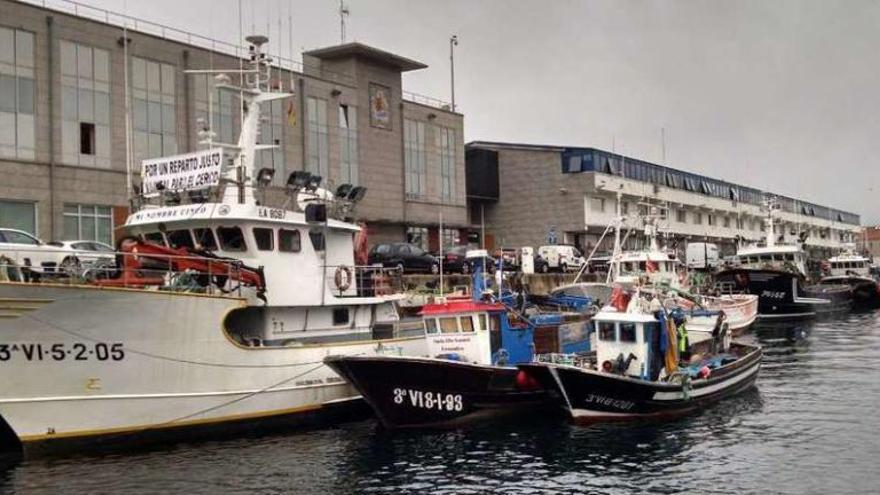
[465,141,861,257]
[0,0,466,251]
[857,226,880,262]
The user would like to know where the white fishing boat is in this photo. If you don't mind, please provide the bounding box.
[565,193,758,336]
[0,36,426,455]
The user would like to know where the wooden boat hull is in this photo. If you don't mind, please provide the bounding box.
[324,355,549,429]
[518,343,762,422]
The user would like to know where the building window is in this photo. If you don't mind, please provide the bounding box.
[255,98,284,184]
[0,27,35,160]
[404,119,426,199]
[676,209,687,223]
[63,204,113,244]
[441,228,460,248]
[0,200,36,235]
[707,214,716,226]
[591,197,606,213]
[406,226,428,250]
[306,96,329,178]
[621,201,628,215]
[339,104,358,185]
[193,73,239,149]
[132,57,177,163]
[693,212,702,225]
[60,41,111,167]
[439,126,455,200]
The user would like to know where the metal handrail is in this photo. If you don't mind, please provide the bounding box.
[0,247,251,296]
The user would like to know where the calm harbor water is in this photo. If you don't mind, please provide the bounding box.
[2,310,880,494]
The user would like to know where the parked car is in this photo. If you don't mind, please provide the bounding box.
[497,247,519,271]
[537,244,586,272]
[46,240,117,275]
[533,253,550,273]
[368,242,439,274]
[0,228,70,274]
[437,245,500,274]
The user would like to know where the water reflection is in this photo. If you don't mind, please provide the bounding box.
[2,311,880,494]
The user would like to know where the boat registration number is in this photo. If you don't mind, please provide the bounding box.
[0,342,125,362]
[393,388,463,412]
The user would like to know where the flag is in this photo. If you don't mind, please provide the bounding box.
[286,99,297,127]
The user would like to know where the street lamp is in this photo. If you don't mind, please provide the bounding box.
[450,35,458,112]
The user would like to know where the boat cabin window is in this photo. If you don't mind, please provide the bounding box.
[166,229,195,249]
[425,318,438,334]
[217,227,246,251]
[143,232,166,246]
[332,307,349,325]
[489,314,500,331]
[193,228,218,251]
[639,261,647,271]
[279,229,301,253]
[784,253,795,261]
[478,314,488,332]
[253,228,274,251]
[460,316,475,333]
[598,321,616,342]
[619,323,637,343]
[439,317,459,333]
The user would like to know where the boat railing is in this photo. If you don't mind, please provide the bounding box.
[0,247,255,297]
[713,281,743,296]
[323,264,404,298]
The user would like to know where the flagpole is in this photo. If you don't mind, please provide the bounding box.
[439,211,444,298]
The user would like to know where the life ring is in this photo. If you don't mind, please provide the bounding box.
[334,265,353,291]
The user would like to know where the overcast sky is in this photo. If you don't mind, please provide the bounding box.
[81,0,880,223]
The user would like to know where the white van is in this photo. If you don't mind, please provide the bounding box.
[537,244,585,272]
[686,242,720,270]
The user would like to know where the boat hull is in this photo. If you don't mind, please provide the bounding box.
[684,294,758,336]
[0,282,426,455]
[819,276,880,309]
[715,269,830,320]
[519,344,761,422]
[324,355,549,429]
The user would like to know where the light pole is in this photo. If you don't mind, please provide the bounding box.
[449,35,458,112]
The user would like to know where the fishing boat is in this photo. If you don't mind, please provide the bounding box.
[519,289,762,423]
[563,195,758,334]
[715,198,850,319]
[0,36,427,455]
[324,261,593,429]
[818,246,880,308]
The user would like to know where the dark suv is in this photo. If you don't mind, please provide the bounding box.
[438,245,498,274]
[368,243,439,274]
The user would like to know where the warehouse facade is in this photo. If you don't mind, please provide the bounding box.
[466,141,861,257]
[0,0,467,250]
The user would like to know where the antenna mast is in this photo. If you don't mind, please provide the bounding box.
[339,0,350,43]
